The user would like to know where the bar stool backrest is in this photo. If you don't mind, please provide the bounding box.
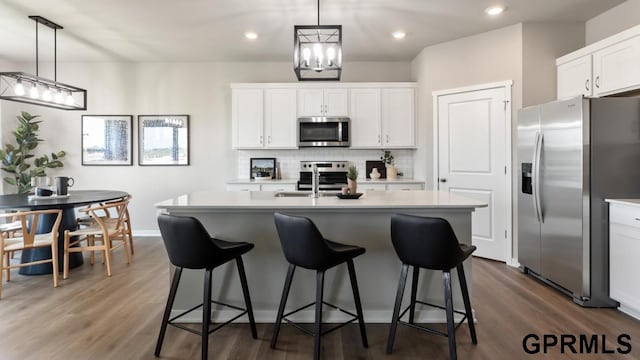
[157,214,219,270]
[273,212,331,270]
[391,214,465,271]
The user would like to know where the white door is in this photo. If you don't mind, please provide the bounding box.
[557,55,592,99]
[265,89,297,148]
[349,88,381,147]
[592,36,640,96]
[437,86,508,261]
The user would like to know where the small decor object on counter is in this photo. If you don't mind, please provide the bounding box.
[336,192,363,199]
[369,167,381,180]
[250,158,276,180]
[347,165,358,194]
[381,150,398,180]
[365,160,386,179]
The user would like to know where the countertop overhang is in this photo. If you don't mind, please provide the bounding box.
[155,190,487,212]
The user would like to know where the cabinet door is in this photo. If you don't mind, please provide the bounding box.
[349,88,381,148]
[610,223,640,316]
[265,89,297,148]
[557,56,592,99]
[387,183,424,191]
[232,89,264,148]
[260,183,296,192]
[593,36,640,96]
[382,88,415,148]
[359,183,386,191]
[297,89,324,116]
[323,88,349,116]
[226,184,261,191]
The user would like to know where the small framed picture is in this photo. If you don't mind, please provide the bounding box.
[250,158,276,180]
[81,115,133,166]
[138,115,189,166]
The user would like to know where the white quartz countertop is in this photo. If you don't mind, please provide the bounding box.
[155,190,486,211]
[605,199,640,207]
[227,178,425,184]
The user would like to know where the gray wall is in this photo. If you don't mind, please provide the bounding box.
[586,0,640,44]
[0,61,411,231]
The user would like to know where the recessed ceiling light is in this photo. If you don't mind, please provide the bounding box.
[244,32,258,40]
[392,31,406,40]
[485,5,506,16]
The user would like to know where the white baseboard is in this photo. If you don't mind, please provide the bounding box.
[169,308,474,324]
[507,258,520,268]
[132,230,160,237]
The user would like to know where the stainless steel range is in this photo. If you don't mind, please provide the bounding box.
[297,161,349,192]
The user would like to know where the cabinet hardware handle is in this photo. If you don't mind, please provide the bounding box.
[439,178,447,183]
[321,104,323,113]
[635,218,640,221]
[595,76,600,88]
[268,136,271,144]
[386,135,390,143]
[325,104,328,113]
[585,79,589,91]
[378,135,381,144]
[260,135,263,144]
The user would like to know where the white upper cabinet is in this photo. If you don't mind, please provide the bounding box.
[557,55,592,99]
[557,25,640,98]
[297,88,348,116]
[593,36,640,96]
[265,89,297,148]
[349,88,382,148]
[232,89,263,148]
[382,88,415,148]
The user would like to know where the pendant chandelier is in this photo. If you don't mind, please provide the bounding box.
[0,16,87,110]
[293,0,342,81]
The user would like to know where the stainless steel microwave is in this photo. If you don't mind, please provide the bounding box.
[297,117,350,147]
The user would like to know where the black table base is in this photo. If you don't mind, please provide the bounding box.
[19,208,84,275]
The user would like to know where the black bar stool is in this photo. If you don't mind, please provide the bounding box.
[155,214,257,360]
[386,214,477,360]
[271,212,368,360]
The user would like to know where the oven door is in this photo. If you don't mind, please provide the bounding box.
[297,117,350,147]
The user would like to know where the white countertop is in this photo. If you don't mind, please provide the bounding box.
[227,178,425,184]
[605,199,640,207]
[155,190,486,211]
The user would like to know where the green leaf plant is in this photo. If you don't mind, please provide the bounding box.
[0,111,66,194]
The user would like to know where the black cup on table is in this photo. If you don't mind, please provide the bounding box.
[35,187,53,196]
[55,176,74,195]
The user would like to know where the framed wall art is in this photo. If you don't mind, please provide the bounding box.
[138,115,190,166]
[81,115,133,165]
[250,158,276,180]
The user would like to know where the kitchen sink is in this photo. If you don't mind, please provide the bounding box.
[274,191,339,198]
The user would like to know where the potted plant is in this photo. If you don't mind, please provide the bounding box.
[381,150,398,180]
[347,165,358,194]
[0,112,66,194]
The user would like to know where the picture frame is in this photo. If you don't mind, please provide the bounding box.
[250,158,276,180]
[138,115,190,166]
[81,115,133,166]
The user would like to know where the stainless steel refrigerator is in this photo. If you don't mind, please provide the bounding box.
[518,96,640,307]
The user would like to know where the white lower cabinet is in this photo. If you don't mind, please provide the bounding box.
[609,202,640,319]
[260,183,296,192]
[387,183,423,191]
[226,183,296,192]
[359,183,387,192]
[226,184,261,191]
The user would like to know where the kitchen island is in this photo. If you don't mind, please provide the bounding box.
[155,191,486,323]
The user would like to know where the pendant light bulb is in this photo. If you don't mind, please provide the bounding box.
[65,92,74,106]
[42,86,52,101]
[55,89,65,104]
[326,47,335,66]
[14,79,25,96]
[302,47,311,66]
[29,84,39,99]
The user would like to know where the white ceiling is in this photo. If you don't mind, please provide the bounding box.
[0,0,625,63]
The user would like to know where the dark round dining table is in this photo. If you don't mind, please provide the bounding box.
[0,190,129,275]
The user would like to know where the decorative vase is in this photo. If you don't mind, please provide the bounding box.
[370,167,381,180]
[347,179,358,194]
[386,165,398,180]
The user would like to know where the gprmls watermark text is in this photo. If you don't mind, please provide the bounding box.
[522,334,632,355]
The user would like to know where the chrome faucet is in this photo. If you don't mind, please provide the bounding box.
[311,164,319,198]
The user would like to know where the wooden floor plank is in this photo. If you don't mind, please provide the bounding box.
[0,237,639,359]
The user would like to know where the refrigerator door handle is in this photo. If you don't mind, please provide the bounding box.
[534,132,544,223]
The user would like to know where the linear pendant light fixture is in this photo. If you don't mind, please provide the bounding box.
[0,16,87,110]
[293,0,342,81]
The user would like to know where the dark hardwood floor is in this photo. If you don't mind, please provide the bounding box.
[0,237,639,359]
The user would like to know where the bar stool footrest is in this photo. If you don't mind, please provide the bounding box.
[281,300,359,337]
[167,300,249,336]
[397,300,468,337]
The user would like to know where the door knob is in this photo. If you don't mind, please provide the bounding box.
[439,178,447,183]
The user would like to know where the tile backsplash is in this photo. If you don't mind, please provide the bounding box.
[236,149,415,180]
